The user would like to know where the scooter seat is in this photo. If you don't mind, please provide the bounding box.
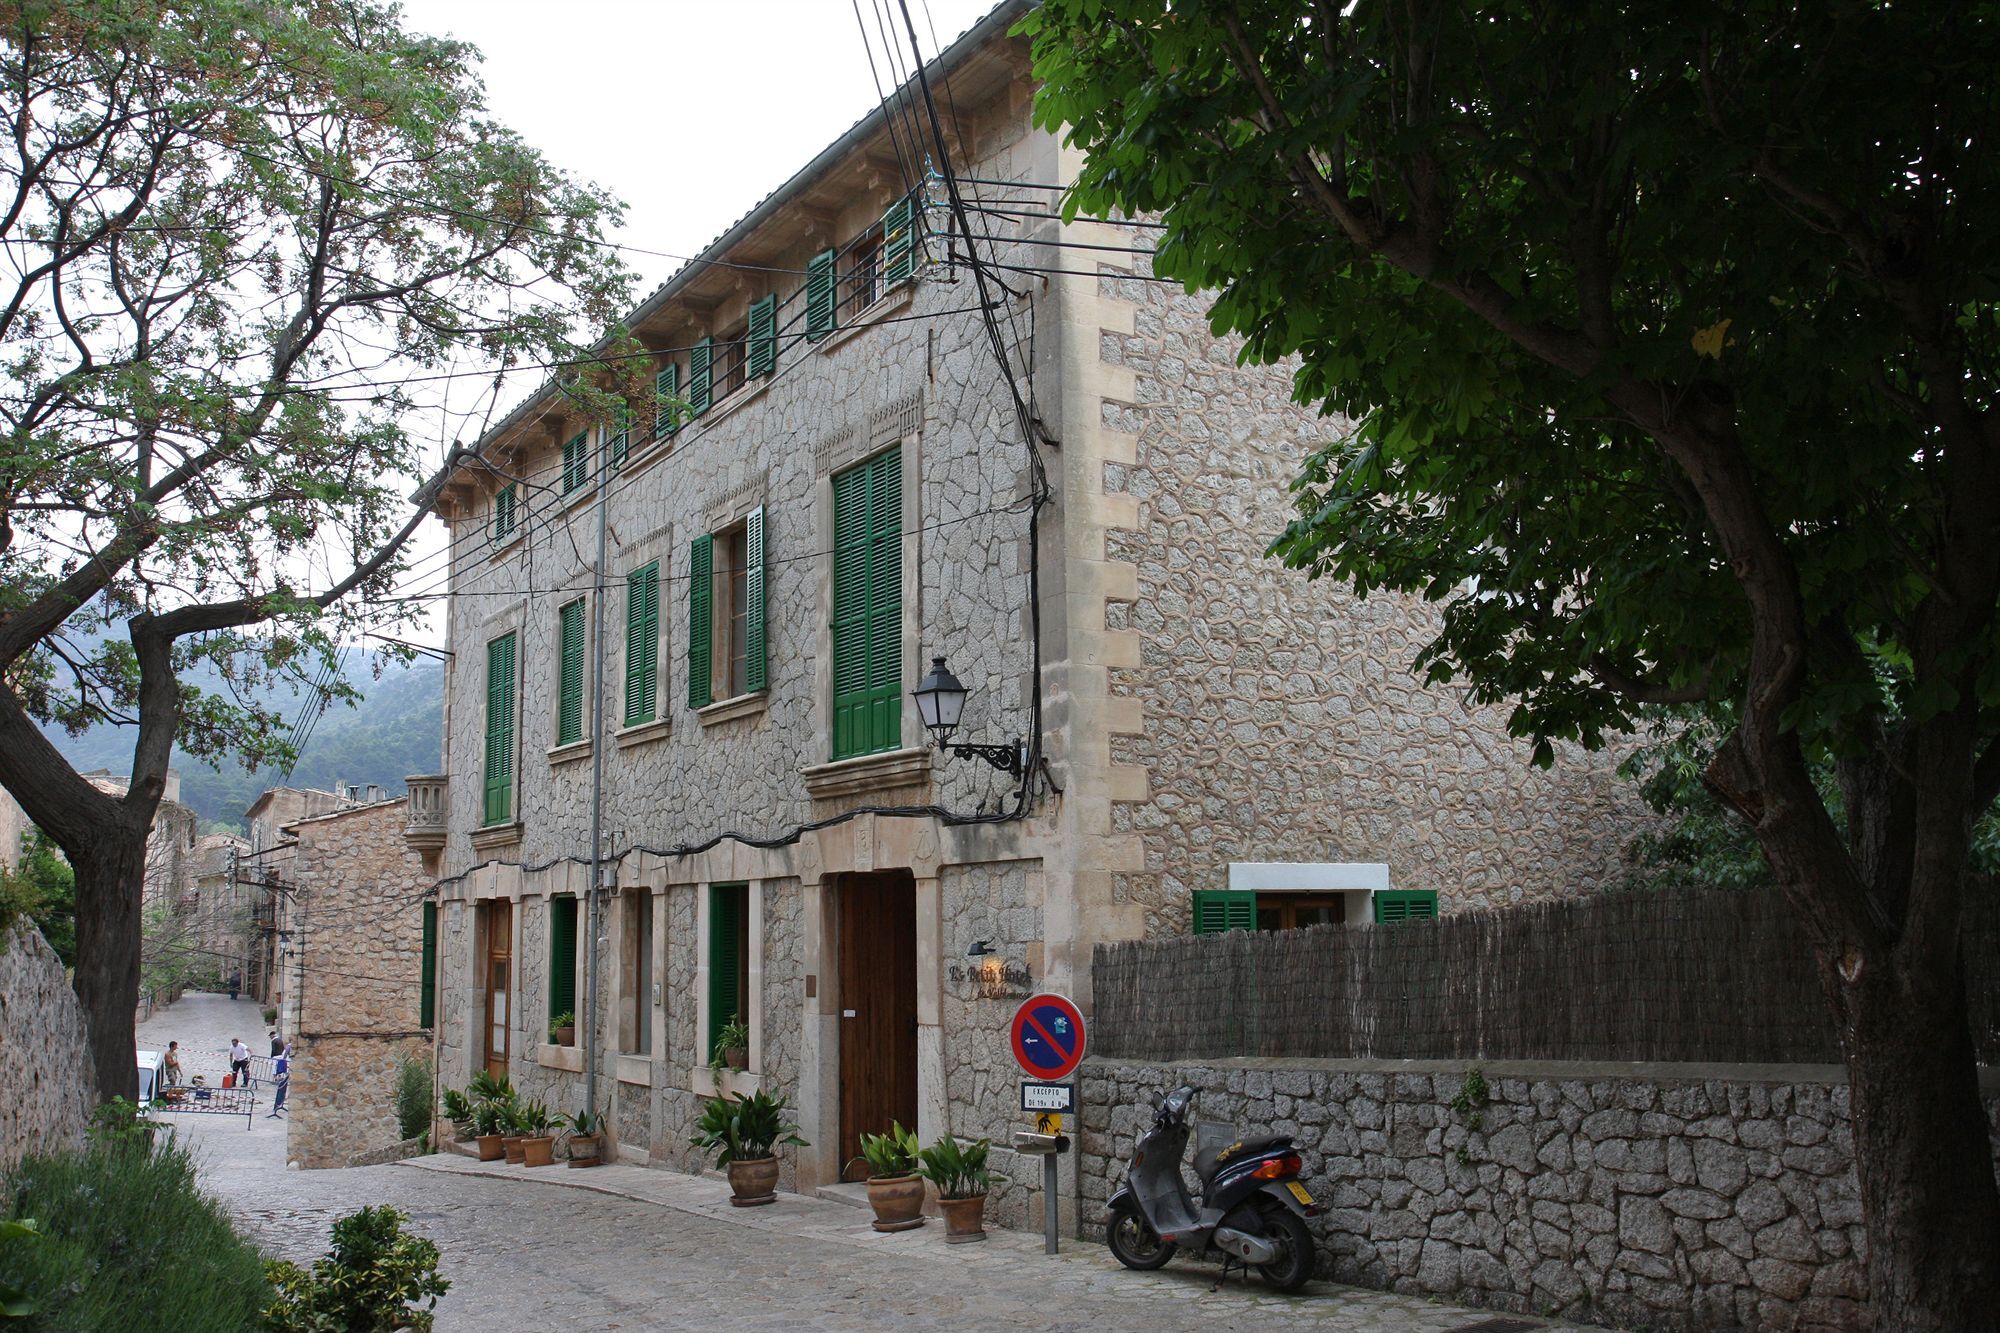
[1213,1133,1292,1167]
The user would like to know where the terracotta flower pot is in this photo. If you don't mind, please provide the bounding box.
[567,1133,602,1168]
[939,1193,989,1244]
[475,1133,505,1162]
[722,1046,748,1071]
[866,1173,926,1232]
[727,1155,780,1206]
[502,1134,527,1165]
[554,1025,576,1046]
[522,1135,555,1167]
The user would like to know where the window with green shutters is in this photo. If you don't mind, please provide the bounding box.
[624,561,660,726]
[707,883,749,1061]
[548,895,578,1031]
[742,506,767,693]
[805,248,836,341]
[419,901,437,1030]
[688,337,713,416]
[606,404,630,472]
[561,430,589,495]
[482,632,517,826]
[883,194,920,285]
[831,448,902,759]
[556,598,585,746]
[1373,890,1440,923]
[491,483,517,542]
[687,533,712,710]
[746,294,777,378]
[1191,890,1255,935]
[654,363,680,440]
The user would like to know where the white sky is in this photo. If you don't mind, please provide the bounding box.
[383,0,1002,637]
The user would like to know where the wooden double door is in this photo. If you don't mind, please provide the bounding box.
[483,901,513,1079]
[837,871,918,1173]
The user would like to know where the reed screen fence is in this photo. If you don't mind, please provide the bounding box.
[1092,888,2000,1066]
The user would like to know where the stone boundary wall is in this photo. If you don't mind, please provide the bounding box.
[347,1132,428,1168]
[0,922,93,1166]
[1077,1056,2000,1331]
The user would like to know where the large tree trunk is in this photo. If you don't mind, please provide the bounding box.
[1834,935,2000,1329]
[68,823,148,1104]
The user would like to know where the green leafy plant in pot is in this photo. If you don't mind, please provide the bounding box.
[559,1109,604,1168]
[548,1009,576,1047]
[689,1089,807,1207]
[917,1134,992,1244]
[516,1098,557,1167]
[709,1016,750,1072]
[469,1097,509,1161]
[499,1098,532,1165]
[859,1122,925,1232]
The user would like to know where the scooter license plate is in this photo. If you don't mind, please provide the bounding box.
[1285,1181,1314,1206]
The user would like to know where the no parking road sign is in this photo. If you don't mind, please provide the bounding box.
[1010,993,1086,1081]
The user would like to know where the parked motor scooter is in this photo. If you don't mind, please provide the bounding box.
[1104,1083,1319,1291]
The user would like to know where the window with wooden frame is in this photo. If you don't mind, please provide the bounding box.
[830,448,901,759]
[711,319,748,401]
[491,483,518,542]
[1191,890,1254,935]
[623,560,661,727]
[837,226,881,322]
[1373,890,1440,923]
[622,889,653,1056]
[687,507,766,709]
[653,362,683,440]
[1254,893,1348,932]
[482,632,518,826]
[560,430,590,495]
[419,901,437,1030]
[548,895,578,1042]
[556,597,586,747]
[605,403,631,473]
[706,882,749,1063]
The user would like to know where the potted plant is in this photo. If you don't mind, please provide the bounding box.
[549,1010,576,1047]
[441,1088,476,1143]
[689,1089,807,1207]
[917,1133,992,1244]
[859,1122,925,1232]
[561,1109,604,1168]
[501,1098,531,1165]
[471,1097,508,1161]
[518,1098,557,1167]
[709,1016,750,1072]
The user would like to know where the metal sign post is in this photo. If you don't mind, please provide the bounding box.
[1012,1130,1069,1254]
[1011,995,1086,1255]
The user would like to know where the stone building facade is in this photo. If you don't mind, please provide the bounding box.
[283,797,432,1169]
[245,785,359,1025]
[414,0,1644,1226]
[0,921,93,1166]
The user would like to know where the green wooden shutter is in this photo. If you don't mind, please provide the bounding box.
[688,533,713,710]
[624,561,659,726]
[744,506,766,693]
[562,431,589,494]
[883,195,917,284]
[832,448,901,759]
[746,294,777,378]
[608,404,630,471]
[1374,890,1440,923]
[654,364,680,440]
[492,484,517,542]
[549,896,578,1024]
[419,901,437,1029]
[482,632,516,825]
[805,249,836,341]
[707,885,743,1057]
[557,598,585,746]
[1191,891,1256,935]
[689,338,713,416]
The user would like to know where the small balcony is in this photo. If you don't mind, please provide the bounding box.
[404,774,447,854]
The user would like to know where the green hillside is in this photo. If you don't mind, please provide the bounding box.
[37,653,443,831]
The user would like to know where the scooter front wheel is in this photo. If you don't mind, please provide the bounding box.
[1106,1204,1178,1270]
[1256,1206,1315,1292]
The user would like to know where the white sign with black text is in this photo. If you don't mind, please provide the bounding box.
[1020,1080,1075,1113]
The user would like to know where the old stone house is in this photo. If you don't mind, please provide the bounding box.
[412,0,1643,1222]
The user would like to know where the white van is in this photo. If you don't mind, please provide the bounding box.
[136,1048,162,1109]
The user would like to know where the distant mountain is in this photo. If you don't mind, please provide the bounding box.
[37,652,443,831]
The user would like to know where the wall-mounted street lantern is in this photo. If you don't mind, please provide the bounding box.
[913,656,1025,778]
[967,940,996,958]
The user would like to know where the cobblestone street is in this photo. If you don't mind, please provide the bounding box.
[139,993,1579,1331]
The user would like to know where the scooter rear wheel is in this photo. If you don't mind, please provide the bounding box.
[1106,1204,1177,1270]
[1256,1206,1315,1292]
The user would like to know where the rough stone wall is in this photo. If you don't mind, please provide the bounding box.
[285,800,433,1170]
[1092,261,1651,923]
[0,922,93,1166]
[1079,1056,2000,1331]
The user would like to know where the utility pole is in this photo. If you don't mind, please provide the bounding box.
[582,441,611,1120]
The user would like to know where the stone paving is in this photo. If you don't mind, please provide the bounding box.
[136,992,1590,1331]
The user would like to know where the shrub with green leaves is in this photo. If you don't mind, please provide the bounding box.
[859,1122,920,1179]
[915,1134,991,1200]
[0,1136,267,1330]
[689,1090,807,1168]
[263,1205,448,1333]
[394,1056,433,1142]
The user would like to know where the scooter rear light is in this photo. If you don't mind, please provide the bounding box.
[1251,1153,1303,1180]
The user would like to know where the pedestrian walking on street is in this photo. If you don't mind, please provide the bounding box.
[265,1051,289,1118]
[269,1031,284,1057]
[162,1041,183,1087]
[229,1037,251,1088]
[228,969,241,1000]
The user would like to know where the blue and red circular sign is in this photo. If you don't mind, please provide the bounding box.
[1011,993,1087,1081]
